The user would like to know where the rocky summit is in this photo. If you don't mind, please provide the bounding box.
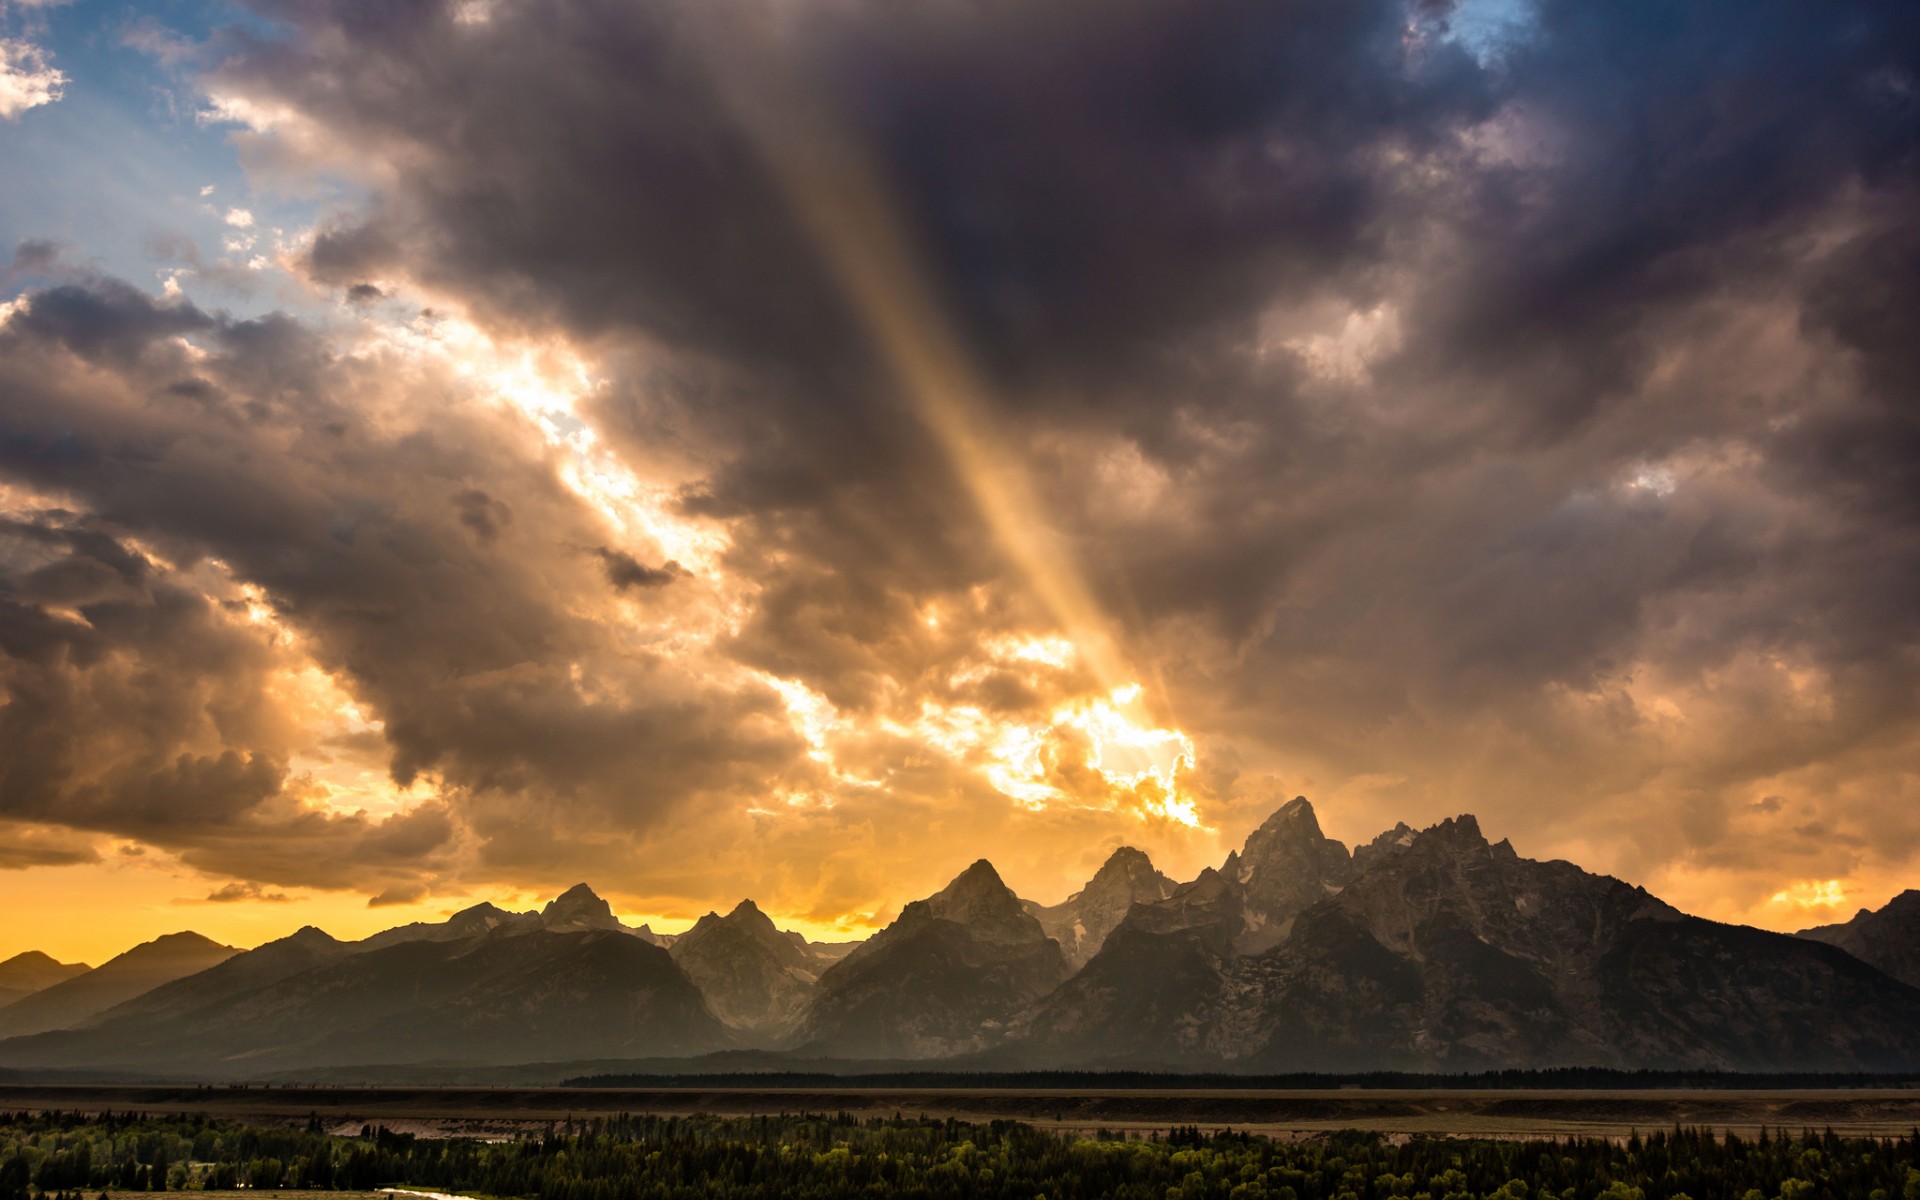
[1025,846,1175,968]
[1,804,1917,1079]
[669,900,831,1035]
[791,860,1069,1058]
[1799,889,1920,990]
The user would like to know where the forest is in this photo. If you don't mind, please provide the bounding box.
[2,1109,1918,1200]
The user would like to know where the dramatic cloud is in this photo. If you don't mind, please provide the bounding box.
[2,0,1917,947]
[201,881,289,904]
[0,37,62,119]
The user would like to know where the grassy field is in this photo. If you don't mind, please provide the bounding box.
[6,1082,1920,1139]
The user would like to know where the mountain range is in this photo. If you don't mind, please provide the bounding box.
[2,799,1917,1079]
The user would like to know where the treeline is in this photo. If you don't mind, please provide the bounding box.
[4,1109,1920,1200]
[564,1067,1920,1091]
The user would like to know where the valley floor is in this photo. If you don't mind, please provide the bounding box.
[5,1084,1920,1139]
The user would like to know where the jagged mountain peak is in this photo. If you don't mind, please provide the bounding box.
[1352,821,1418,872]
[1096,844,1155,871]
[1799,887,1920,990]
[668,899,819,1033]
[724,898,781,933]
[795,861,1067,1058]
[1273,794,1319,823]
[456,900,513,918]
[1179,866,1233,897]
[446,901,522,933]
[1239,797,1344,858]
[937,858,1007,894]
[676,900,812,959]
[1230,797,1355,931]
[1080,846,1169,897]
[1423,813,1486,844]
[540,882,624,932]
[1877,889,1920,917]
[1134,867,1243,928]
[927,859,1031,928]
[1028,846,1175,968]
[283,926,341,947]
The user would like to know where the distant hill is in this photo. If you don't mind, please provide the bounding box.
[0,952,89,1009]
[0,933,234,1038]
[1,921,729,1076]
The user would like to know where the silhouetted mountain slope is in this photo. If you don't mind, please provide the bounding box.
[0,952,88,1008]
[1223,796,1356,952]
[540,883,663,942]
[356,902,538,951]
[4,804,1916,1077]
[1025,847,1175,968]
[0,927,729,1074]
[1020,813,1920,1070]
[1350,821,1416,873]
[1017,869,1244,1063]
[80,926,352,1029]
[669,900,822,1034]
[1800,890,1920,989]
[794,860,1068,1058]
[0,932,235,1038]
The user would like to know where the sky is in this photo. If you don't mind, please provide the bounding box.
[1,0,1917,966]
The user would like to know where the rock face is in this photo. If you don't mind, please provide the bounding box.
[1026,847,1175,968]
[541,875,660,940]
[0,926,731,1075]
[4,805,1919,1077]
[793,860,1068,1058]
[669,900,824,1034]
[0,952,89,1008]
[1017,868,1246,1064]
[1350,822,1416,873]
[1019,812,1920,1070]
[1224,796,1357,951]
[1800,890,1920,990]
[0,932,236,1039]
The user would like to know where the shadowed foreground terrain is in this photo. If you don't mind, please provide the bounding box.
[5,1109,1920,1200]
[5,1084,1920,1139]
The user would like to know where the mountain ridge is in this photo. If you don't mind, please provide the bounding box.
[2,802,1916,1077]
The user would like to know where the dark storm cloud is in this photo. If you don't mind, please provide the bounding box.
[210,0,1497,646]
[0,275,801,885]
[202,881,290,903]
[193,0,1920,890]
[367,881,430,907]
[2,0,1913,919]
[594,547,683,591]
[0,824,99,870]
[453,488,512,543]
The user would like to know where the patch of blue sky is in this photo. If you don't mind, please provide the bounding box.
[1,0,343,319]
[1439,0,1539,66]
